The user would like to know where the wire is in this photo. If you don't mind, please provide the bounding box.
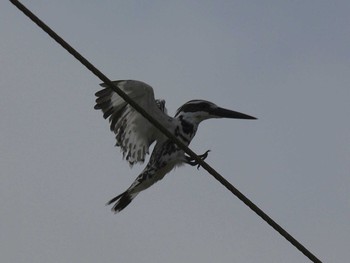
[9,1,322,262]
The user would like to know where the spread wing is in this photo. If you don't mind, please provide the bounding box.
[94,80,172,166]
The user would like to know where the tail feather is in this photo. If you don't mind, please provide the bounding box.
[106,191,138,213]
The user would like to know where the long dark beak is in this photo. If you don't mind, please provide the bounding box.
[213,107,257,119]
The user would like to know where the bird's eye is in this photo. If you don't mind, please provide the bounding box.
[200,103,210,110]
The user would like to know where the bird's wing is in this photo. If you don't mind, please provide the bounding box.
[94,80,172,166]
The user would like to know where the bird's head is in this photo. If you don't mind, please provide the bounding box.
[175,100,256,123]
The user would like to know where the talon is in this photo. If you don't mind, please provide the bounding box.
[197,150,210,169]
[185,150,210,169]
[199,150,210,160]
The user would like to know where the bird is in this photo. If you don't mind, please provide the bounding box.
[94,80,256,213]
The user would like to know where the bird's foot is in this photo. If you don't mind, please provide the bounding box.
[185,150,210,169]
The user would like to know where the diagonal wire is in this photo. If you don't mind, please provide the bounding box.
[9,1,322,262]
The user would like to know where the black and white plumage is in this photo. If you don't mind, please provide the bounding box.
[95,80,256,213]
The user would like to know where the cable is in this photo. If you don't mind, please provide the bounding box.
[9,1,322,262]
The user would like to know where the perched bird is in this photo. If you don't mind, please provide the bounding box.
[94,80,256,213]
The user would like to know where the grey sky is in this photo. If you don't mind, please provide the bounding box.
[1,1,349,262]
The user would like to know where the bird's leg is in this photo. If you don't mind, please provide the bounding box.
[185,150,210,169]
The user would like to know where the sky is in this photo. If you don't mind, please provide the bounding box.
[1,1,349,262]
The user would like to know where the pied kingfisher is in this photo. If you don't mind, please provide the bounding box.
[95,80,256,213]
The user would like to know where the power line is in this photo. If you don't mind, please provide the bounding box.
[9,1,322,262]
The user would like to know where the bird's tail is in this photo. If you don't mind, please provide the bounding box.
[106,191,138,213]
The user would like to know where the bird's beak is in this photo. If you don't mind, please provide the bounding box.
[212,107,257,120]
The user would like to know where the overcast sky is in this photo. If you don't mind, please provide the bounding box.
[1,1,349,262]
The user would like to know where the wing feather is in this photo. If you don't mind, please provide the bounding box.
[94,80,172,166]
